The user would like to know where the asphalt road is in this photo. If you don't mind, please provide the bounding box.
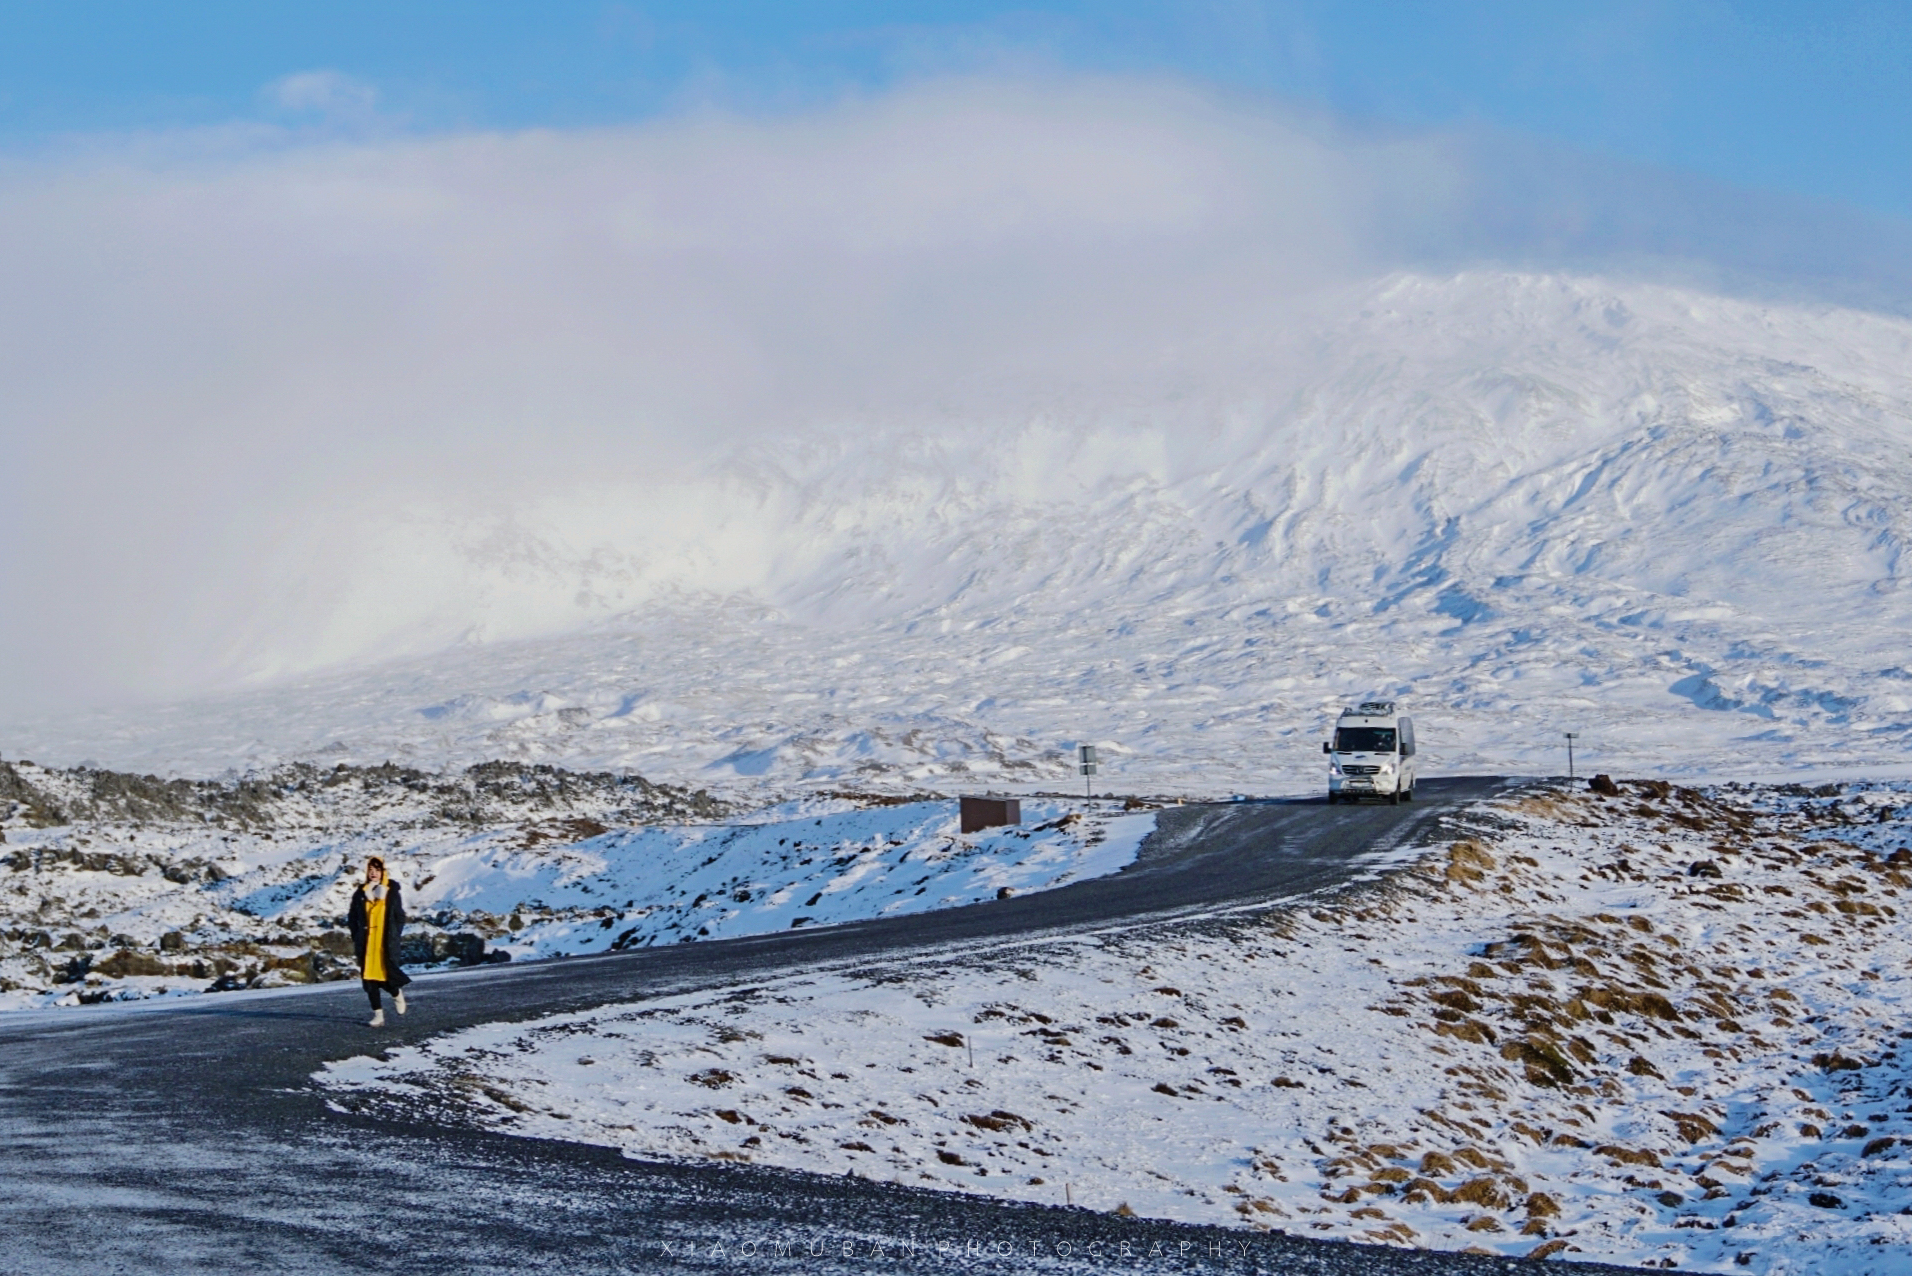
[0,777,1632,1274]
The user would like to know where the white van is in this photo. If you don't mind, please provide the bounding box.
[1323,701,1417,804]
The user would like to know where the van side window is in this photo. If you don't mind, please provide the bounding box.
[1401,718,1416,757]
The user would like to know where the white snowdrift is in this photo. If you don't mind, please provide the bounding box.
[322,779,1912,1274]
[409,798,1153,958]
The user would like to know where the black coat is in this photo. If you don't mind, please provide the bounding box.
[347,880,412,987]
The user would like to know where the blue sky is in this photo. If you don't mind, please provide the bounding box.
[2,1,1908,220]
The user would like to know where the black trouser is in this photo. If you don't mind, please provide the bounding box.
[363,978,404,1010]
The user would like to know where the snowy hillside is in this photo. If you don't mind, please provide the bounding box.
[0,758,1152,1011]
[11,270,1912,794]
[323,778,1912,1274]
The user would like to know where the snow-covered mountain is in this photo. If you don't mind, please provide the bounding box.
[11,270,1912,795]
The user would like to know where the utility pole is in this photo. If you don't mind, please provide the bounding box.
[1565,733,1578,781]
[1078,744,1098,799]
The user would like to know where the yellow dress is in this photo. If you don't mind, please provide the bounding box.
[362,886,389,983]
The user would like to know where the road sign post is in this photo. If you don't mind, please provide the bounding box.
[1078,744,1098,799]
[1565,732,1578,781]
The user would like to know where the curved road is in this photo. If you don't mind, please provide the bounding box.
[0,777,1627,1274]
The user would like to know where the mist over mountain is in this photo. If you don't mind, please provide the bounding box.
[11,263,1912,795]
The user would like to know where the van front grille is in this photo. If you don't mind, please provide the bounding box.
[1342,765,1381,776]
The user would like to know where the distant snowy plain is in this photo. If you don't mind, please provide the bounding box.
[10,271,1912,798]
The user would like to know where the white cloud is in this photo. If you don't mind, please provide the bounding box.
[263,68,380,120]
[0,75,1906,719]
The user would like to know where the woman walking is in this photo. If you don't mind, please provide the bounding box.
[348,857,412,1027]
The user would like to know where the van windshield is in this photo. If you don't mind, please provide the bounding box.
[1335,727,1396,753]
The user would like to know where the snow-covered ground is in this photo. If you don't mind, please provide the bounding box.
[0,758,1152,1011]
[322,778,1912,1274]
[10,271,1912,798]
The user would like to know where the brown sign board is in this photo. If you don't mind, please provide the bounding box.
[959,796,1021,834]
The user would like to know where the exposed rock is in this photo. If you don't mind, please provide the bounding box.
[53,954,91,983]
[398,932,489,967]
[93,950,171,978]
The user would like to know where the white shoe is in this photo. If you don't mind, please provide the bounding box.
[394,991,407,1016]
[369,1009,385,1027]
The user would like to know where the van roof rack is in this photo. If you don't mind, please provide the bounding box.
[1349,700,1396,715]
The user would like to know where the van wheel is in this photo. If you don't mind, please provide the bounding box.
[1403,786,1414,801]
[1326,792,1337,805]
[1390,789,1401,805]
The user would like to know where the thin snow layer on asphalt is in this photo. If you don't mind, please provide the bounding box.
[0,759,1151,1010]
[323,780,1912,1274]
[15,271,1912,796]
